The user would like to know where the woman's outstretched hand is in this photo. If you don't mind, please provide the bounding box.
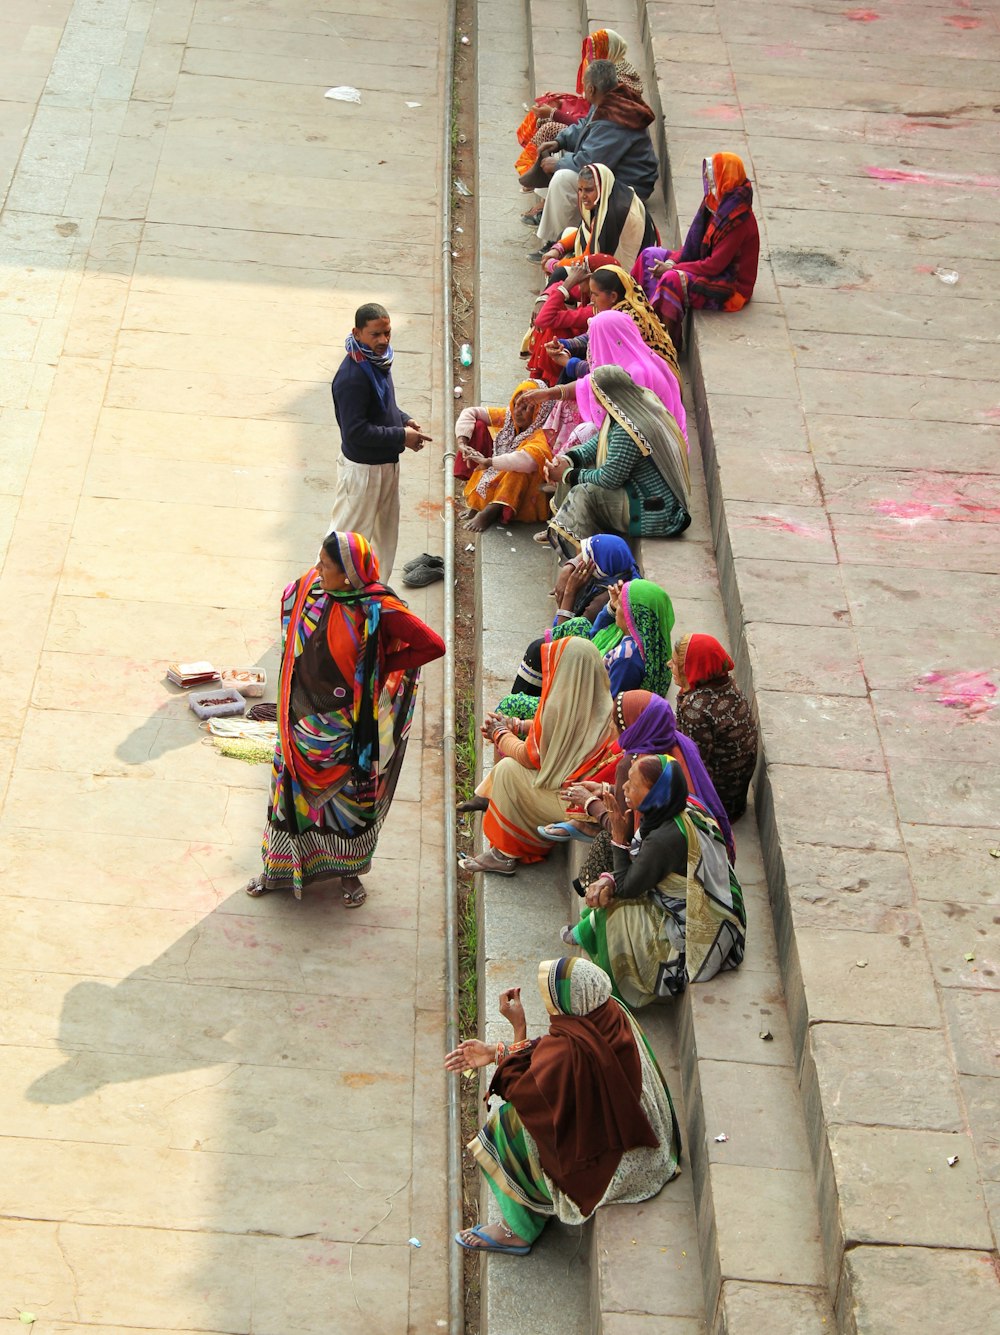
[444,1039,495,1072]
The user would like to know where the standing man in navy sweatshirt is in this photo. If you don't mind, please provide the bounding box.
[329,302,431,581]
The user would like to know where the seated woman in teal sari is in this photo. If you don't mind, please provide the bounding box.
[567,755,746,1008]
[444,957,680,1254]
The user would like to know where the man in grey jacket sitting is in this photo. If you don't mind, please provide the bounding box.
[533,59,659,249]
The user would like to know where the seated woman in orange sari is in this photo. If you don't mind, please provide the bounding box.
[459,637,619,876]
[455,379,555,533]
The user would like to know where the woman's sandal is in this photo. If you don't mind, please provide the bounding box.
[457,796,489,814]
[342,881,367,908]
[458,849,518,876]
[454,1224,532,1256]
[537,821,595,844]
[244,876,275,897]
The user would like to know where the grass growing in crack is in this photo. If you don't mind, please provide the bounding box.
[455,689,479,1034]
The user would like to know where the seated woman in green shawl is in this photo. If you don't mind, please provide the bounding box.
[444,956,680,1254]
[565,755,746,1008]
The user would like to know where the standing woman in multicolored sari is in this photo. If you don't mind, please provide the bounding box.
[245,531,445,907]
[634,153,759,351]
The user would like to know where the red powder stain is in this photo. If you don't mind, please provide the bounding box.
[695,103,742,121]
[913,264,935,274]
[866,165,1000,190]
[415,498,443,518]
[745,514,824,538]
[982,407,1000,420]
[843,8,881,20]
[914,670,997,716]
[872,475,1000,525]
[943,14,983,27]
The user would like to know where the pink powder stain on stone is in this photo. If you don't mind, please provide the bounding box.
[843,8,882,20]
[943,14,983,27]
[872,475,1000,525]
[866,165,1000,190]
[913,263,936,274]
[747,514,824,538]
[915,670,998,716]
[695,103,742,121]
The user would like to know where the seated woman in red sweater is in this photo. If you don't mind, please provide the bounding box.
[522,254,615,385]
[633,153,759,351]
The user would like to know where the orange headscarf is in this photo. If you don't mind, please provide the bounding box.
[704,153,748,212]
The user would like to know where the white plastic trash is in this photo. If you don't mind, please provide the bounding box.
[325,86,361,104]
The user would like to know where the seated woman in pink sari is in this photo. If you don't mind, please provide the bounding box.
[634,153,759,351]
[518,308,686,444]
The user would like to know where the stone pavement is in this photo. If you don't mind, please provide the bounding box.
[639,0,1000,1329]
[0,2,451,1332]
[470,0,999,1331]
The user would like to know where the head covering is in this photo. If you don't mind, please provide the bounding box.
[324,530,382,591]
[526,638,617,789]
[573,166,656,276]
[635,755,689,834]
[706,153,749,210]
[589,365,691,507]
[617,693,735,857]
[473,379,553,502]
[676,633,734,691]
[492,379,554,456]
[598,264,679,377]
[540,954,612,1017]
[577,29,644,97]
[679,155,754,265]
[345,331,393,410]
[487,955,658,1216]
[577,311,687,441]
[581,533,640,585]
[617,579,675,697]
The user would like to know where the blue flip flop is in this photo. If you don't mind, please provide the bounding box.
[537,822,594,844]
[454,1224,531,1256]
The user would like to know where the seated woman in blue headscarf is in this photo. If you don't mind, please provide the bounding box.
[563,755,746,1009]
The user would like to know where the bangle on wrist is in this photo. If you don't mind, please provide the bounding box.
[508,1038,532,1054]
[496,1041,509,1064]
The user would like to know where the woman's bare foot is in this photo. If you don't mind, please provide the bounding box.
[457,795,489,814]
[245,876,275,897]
[464,503,504,533]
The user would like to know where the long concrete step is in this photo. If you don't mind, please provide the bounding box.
[478,0,839,1330]
[634,1,1000,1332]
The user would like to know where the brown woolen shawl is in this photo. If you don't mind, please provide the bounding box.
[487,997,658,1216]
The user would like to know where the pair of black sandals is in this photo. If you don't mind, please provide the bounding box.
[401,552,445,587]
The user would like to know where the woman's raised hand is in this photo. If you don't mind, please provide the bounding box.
[607,579,625,613]
[444,1039,495,1072]
[498,986,526,1037]
[562,262,589,289]
[562,557,595,601]
[519,387,551,409]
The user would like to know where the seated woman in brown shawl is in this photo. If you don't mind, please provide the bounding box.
[444,956,680,1254]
